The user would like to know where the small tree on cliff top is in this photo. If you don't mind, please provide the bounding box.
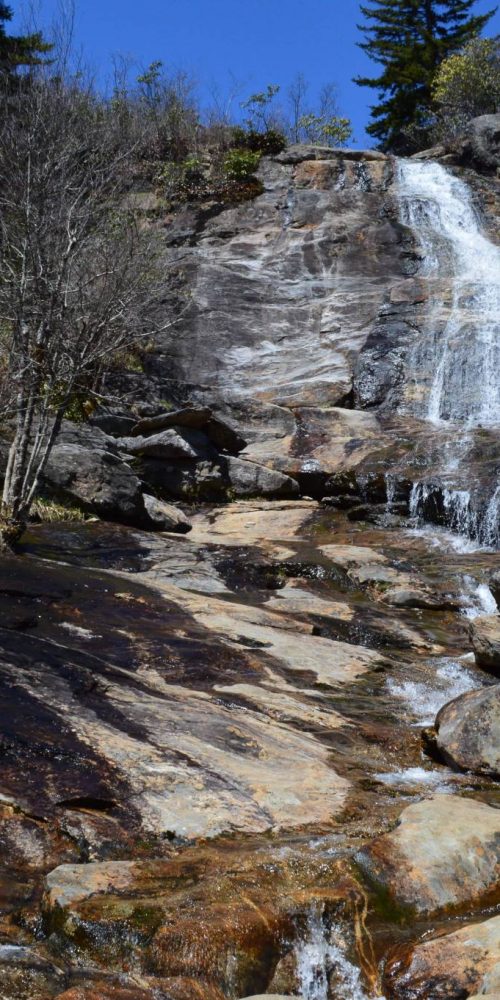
[355,0,496,150]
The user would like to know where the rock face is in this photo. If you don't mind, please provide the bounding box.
[158,153,399,409]
[435,684,500,777]
[469,615,500,673]
[385,914,500,1000]
[358,795,500,915]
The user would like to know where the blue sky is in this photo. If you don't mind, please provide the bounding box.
[12,0,500,146]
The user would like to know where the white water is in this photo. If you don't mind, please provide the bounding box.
[295,907,379,1000]
[374,765,452,792]
[461,576,498,619]
[397,161,500,548]
[387,656,480,726]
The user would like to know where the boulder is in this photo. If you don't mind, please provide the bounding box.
[205,416,246,455]
[143,495,192,534]
[384,913,500,1000]
[140,458,228,501]
[224,456,300,499]
[435,684,500,778]
[132,406,213,436]
[90,412,136,437]
[469,614,500,673]
[43,439,147,527]
[466,113,500,173]
[357,795,500,915]
[119,429,199,460]
[131,408,246,457]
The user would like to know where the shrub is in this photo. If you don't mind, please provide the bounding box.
[157,156,207,200]
[231,126,287,155]
[223,148,261,182]
[432,37,500,138]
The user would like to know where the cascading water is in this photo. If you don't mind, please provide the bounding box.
[397,160,500,548]
[294,906,380,1000]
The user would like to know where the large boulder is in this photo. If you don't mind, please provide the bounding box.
[357,795,500,916]
[132,406,213,435]
[119,429,199,460]
[469,614,500,673]
[131,407,246,455]
[43,434,147,528]
[384,914,500,1000]
[435,684,500,778]
[224,457,299,499]
[466,113,500,173]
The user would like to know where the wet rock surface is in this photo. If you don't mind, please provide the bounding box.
[469,614,500,673]
[435,684,500,777]
[358,794,500,915]
[0,502,498,997]
[385,913,500,1000]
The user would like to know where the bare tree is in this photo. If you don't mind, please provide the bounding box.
[287,72,309,143]
[284,75,352,147]
[0,73,161,546]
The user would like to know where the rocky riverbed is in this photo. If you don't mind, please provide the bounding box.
[0,501,499,999]
[0,117,499,1000]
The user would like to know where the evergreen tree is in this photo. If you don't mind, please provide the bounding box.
[355,0,497,150]
[0,3,52,75]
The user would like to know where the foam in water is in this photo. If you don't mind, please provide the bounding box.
[295,907,380,1000]
[398,160,500,549]
[408,482,498,551]
[374,766,452,792]
[387,657,479,726]
[461,576,498,619]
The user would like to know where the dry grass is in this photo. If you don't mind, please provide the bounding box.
[30,498,89,523]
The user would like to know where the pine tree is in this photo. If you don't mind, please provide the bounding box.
[354,0,497,150]
[0,3,52,75]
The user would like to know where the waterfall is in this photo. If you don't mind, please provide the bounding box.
[397,160,500,548]
[294,906,382,1000]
